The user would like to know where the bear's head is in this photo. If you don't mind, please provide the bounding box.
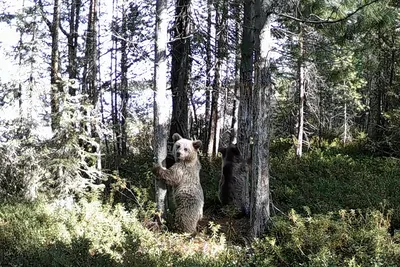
[218,145,241,163]
[172,133,202,162]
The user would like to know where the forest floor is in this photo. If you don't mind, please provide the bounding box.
[198,205,251,245]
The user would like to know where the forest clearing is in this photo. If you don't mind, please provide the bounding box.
[1,0,400,266]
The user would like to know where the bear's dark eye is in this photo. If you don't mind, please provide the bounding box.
[184,148,188,151]
[176,145,180,149]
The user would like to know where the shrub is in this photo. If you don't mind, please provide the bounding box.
[249,209,400,266]
[270,148,400,229]
[0,199,246,267]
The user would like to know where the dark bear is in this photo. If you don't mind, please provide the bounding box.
[218,145,250,218]
[152,133,204,233]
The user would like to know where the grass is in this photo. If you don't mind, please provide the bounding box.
[1,143,400,266]
[270,146,400,229]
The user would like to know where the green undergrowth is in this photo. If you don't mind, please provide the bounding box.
[251,209,400,266]
[1,199,399,266]
[2,141,400,266]
[270,144,400,229]
[0,199,245,267]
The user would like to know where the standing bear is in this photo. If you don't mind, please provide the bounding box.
[152,133,204,233]
[218,145,250,218]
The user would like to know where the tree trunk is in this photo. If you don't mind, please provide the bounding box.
[204,0,213,146]
[207,0,222,158]
[50,0,62,132]
[67,0,81,96]
[230,0,242,144]
[153,0,169,216]
[296,24,305,157]
[250,0,272,238]
[368,74,380,140]
[82,0,101,171]
[237,0,254,162]
[237,0,254,218]
[169,0,191,140]
[17,0,25,119]
[120,3,129,155]
[82,0,98,106]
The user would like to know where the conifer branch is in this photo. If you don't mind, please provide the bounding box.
[277,0,380,24]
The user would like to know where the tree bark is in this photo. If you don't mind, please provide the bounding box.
[296,24,305,157]
[237,0,254,219]
[169,0,192,140]
[50,0,62,132]
[82,0,101,170]
[250,0,272,238]
[67,0,81,96]
[230,0,242,144]
[82,0,98,106]
[153,0,169,216]
[207,0,224,158]
[237,0,254,162]
[120,3,129,155]
[368,74,381,140]
[204,0,213,146]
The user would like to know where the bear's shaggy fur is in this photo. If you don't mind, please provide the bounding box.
[218,145,250,218]
[153,133,204,233]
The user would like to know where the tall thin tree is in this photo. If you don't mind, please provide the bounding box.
[82,0,98,105]
[48,0,62,132]
[207,0,227,157]
[120,2,129,155]
[169,0,192,140]
[237,0,254,220]
[66,0,81,96]
[204,0,213,146]
[237,0,254,162]
[230,0,242,144]
[153,0,169,216]
[296,23,305,157]
[250,0,272,238]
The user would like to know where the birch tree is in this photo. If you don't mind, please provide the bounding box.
[153,0,169,216]
[296,23,305,157]
[230,0,242,144]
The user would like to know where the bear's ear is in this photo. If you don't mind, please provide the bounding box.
[218,147,226,156]
[172,133,182,142]
[192,140,202,150]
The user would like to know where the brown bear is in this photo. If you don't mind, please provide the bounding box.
[152,133,204,233]
[218,145,250,218]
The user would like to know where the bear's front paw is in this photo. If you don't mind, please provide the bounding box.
[152,164,166,178]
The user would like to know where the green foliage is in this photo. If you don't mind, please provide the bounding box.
[102,123,156,216]
[249,209,400,266]
[0,135,42,201]
[0,200,246,267]
[4,134,400,266]
[270,141,400,229]
[199,156,222,207]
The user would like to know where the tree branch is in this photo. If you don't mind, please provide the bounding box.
[37,0,69,37]
[59,23,70,38]
[37,0,52,31]
[277,0,380,24]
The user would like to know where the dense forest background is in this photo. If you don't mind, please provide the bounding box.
[1,0,400,266]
